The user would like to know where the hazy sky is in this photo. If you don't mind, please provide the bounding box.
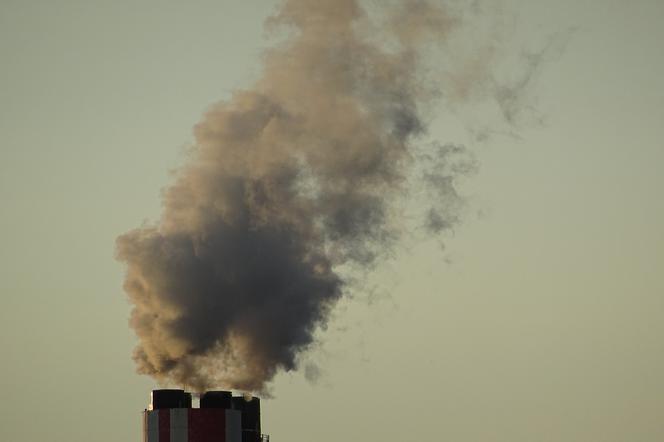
[1,1,663,441]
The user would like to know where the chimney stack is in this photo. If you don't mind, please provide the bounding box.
[143,389,267,442]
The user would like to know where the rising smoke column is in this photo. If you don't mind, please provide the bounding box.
[116,0,472,392]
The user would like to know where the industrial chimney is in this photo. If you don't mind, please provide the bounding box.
[143,389,268,442]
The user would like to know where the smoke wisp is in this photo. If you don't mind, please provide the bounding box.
[117,0,489,392]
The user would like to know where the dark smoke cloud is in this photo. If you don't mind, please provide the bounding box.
[116,0,491,393]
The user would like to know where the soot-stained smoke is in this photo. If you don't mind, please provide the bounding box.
[117,0,482,393]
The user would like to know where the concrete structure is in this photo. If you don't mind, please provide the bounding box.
[143,389,267,442]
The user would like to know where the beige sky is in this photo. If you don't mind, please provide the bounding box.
[1,1,663,441]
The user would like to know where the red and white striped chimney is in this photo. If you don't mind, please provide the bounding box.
[142,389,264,442]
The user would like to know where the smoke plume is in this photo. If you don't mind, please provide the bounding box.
[116,0,485,392]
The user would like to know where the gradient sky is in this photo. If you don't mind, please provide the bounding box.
[1,1,663,441]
